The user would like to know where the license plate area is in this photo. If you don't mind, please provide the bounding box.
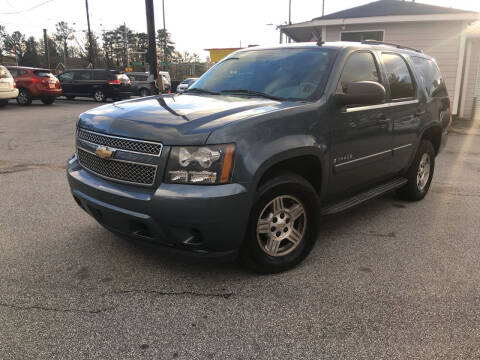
[48,83,55,89]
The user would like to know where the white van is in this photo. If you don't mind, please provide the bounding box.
[0,66,19,107]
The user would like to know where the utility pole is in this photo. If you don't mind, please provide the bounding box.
[162,0,167,71]
[43,29,51,70]
[288,0,292,43]
[124,22,129,70]
[85,0,94,68]
[145,0,158,94]
[322,0,325,17]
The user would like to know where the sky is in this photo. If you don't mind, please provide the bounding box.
[1,0,480,60]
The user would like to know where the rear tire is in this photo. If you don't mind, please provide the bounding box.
[139,88,150,97]
[397,140,435,201]
[0,99,8,107]
[93,89,106,102]
[240,172,319,273]
[66,95,75,100]
[41,96,56,105]
[16,88,32,106]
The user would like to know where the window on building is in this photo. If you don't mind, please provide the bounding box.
[341,31,384,42]
[381,53,415,99]
[411,57,447,98]
[337,52,380,93]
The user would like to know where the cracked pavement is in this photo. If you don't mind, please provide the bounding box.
[1,99,480,359]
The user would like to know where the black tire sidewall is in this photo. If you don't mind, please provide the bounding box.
[0,100,7,107]
[17,89,32,105]
[41,97,55,105]
[400,140,435,201]
[241,174,319,273]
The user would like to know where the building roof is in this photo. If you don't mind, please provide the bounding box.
[314,0,476,20]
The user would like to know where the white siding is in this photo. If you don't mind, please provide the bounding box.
[462,39,480,120]
[325,21,465,108]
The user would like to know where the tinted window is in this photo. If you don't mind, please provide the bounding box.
[34,70,54,78]
[93,71,112,80]
[337,52,380,93]
[382,53,415,99]
[58,72,74,81]
[191,48,336,100]
[129,74,148,81]
[412,57,447,98]
[5,68,16,78]
[74,71,92,81]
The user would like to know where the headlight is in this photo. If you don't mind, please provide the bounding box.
[165,144,235,184]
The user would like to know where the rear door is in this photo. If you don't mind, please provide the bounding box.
[328,50,394,197]
[58,71,75,94]
[379,52,421,171]
[73,70,92,96]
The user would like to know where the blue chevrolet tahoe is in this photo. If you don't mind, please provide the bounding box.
[67,41,450,273]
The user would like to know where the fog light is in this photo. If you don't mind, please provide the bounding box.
[169,170,188,182]
[189,171,217,184]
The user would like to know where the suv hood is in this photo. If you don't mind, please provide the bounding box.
[78,94,298,145]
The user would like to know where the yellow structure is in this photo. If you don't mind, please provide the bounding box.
[205,48,243,63]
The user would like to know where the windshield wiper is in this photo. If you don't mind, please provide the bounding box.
[220,89,284,101]
[184,88,220,95]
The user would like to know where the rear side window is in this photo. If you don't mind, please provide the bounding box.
[34,70,54,78]
[93,71,112,80]
[129,74,148,81]
[74,71,92,81]
[337,52,380,93]
[58,72,74,81]
[1,67,12,79]
[411,57,447,98]
[381,53,415,100]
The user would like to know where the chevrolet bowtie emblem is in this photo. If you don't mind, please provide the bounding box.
[95,146,115,159]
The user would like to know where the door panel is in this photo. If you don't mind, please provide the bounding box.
[327,51,393,198]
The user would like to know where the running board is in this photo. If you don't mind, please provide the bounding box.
[320,178,408,216]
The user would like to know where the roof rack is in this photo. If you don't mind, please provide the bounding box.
[361,40,423,53]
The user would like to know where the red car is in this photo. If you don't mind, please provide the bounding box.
[6,66,62,105]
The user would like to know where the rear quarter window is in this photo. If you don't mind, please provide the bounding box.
[34,70,54,78]
[411,57,448,98]
[381,53,416,100]
[0,66,12,79]
[93,71,113,80]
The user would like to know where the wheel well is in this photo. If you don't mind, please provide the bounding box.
[421,126,442,155]
[257,155,322,195]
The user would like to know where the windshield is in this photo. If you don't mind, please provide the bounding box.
[190,48,337,101]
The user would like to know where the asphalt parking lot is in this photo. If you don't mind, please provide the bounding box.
[1,99,480,359]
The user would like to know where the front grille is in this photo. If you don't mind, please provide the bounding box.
[77,148,156,186]
[77,128,162,156]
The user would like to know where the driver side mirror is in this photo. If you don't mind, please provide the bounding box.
[335,81,386,107]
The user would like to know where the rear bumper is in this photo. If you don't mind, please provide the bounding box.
[30,87,62,98]
[108,87,132,99]
[0,88,18,100]
[67,155,251,258]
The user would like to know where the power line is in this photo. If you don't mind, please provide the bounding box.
[0,0,55,15]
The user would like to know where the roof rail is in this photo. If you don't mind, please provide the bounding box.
[361,40,423,53]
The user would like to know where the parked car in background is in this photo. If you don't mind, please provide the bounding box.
[7,66,61,105]
[158,71,171,92]
[0,66,18,107]
[58,69,132,102]
[67,41,450,273]
[176,78,199,93]
[126,72,154,97]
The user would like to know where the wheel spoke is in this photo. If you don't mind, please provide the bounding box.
[257,218,270,234]
[272,197,284,213]
[266,237,281,255]
[289,204,304,221]
[287,228,303,245]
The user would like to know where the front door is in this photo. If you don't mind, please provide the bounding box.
[328,51,393,198]
[58,71,74,94]
[73,70,92,96]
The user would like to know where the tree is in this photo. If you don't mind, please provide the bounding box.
[156,29,176,66]
[54,21,74,65]
[22,37,40,67]
[3,31,26,64]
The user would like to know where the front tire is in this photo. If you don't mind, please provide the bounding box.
[16,88,32,106]
[41,96,56,105]
[93,89,106,102]
[66,95,75,100]
[397,140,435,201]
[240,173,319,273]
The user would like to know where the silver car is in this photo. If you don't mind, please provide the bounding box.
[126,72,155,97]
[177,78,199,93]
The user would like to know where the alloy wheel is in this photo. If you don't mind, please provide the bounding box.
[256,195,307,257]
[417,153,431,191]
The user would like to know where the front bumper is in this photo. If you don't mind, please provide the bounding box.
[67,155,251,258]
